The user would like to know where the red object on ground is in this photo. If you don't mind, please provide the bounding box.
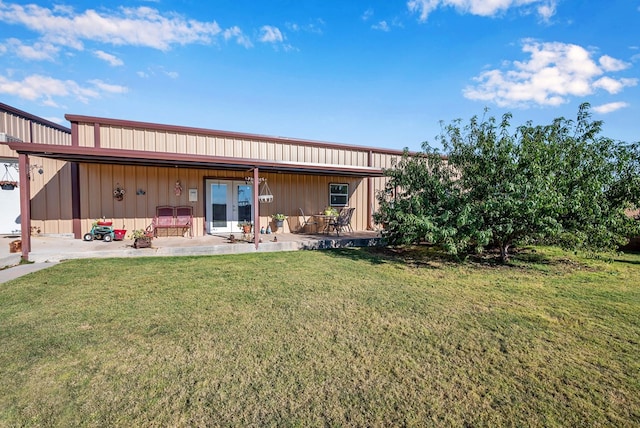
[113,229,127,240]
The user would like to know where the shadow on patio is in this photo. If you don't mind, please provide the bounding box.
[1,231,384,265]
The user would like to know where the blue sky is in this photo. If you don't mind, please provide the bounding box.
[0,0,638,151]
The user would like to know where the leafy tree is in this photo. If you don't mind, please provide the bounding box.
[374,150,488,256]
[375,104,640,262]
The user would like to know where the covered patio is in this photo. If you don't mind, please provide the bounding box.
[2,106,400,262]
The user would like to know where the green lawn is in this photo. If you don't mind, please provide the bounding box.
[1,247,638,426]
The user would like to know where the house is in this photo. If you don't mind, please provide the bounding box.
[0,103,71,239]
[1,103,402,260]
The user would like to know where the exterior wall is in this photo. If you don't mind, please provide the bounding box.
[30,157,74,235]
[0,105,71,234]
[1,108,71,157]
[73,121,372,168]
[64,117,402,236]
[73,164,374,237]
[0,160,20,234]
[370,151,398,225]
[4,110,404,237]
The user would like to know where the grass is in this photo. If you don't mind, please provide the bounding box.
[0,246,639,426]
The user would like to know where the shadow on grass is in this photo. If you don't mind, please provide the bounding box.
[324,244,587,272]
[324,245,467,269]
[613,250,640,265]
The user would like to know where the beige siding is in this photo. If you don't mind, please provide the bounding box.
[87,123,376,168]
[30,157,74,235]
[368,151,399,223]
[0,142,16,159]
[1,108,72,234]
[78,123,94,147]
[10,113,407,237]
[1,109,71,157]
[67,121,405,236]
[45,164,374,237]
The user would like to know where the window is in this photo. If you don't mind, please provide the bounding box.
[329,183,348,207]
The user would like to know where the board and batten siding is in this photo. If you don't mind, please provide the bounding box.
[73,164,372,236]
[20,117,400,236]
[29,157,74,235]
[68,120,399,236]
[72,122,372,168]
[1,105,72,234]
[1,108,71,157]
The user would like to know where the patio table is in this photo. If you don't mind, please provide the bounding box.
[315,214,338,235]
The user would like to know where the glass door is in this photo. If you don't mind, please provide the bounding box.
[205,180,253,233]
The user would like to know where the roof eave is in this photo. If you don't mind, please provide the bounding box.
[4,142,384,178]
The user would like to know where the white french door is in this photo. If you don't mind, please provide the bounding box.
[205,180,254,233]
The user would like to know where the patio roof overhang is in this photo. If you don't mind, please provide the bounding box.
[5,142,384,178]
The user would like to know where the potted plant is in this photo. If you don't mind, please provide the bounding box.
[130,228,153,248]
[237,220,252,234]
[323,206,338,217]
[272,213,286,228]
[0,180,18,190]
[1,165,18,190]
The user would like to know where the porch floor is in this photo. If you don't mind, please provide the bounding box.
[1,231,383,266]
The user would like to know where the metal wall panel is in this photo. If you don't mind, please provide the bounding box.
[1,107,72,234]
[65,164,377,237]
[23,115,409,236]
[84,123,380,169]
[30,157,74,235]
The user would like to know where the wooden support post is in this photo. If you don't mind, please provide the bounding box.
[253,167,260,250]
[18,154,31,261]
[367,150,374,230]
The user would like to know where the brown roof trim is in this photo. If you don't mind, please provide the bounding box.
[1,102,71,133]
[65,113,410,156]
[6,142,384,177]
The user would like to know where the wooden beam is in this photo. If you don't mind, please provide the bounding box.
[253,167,260,250]
[18,154,31,261]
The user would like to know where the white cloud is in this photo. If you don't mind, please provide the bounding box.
[223,26,253,48]
[42,98,60,108]
[407,0,556,21]
[407,0,440,21]
[135,66,179,80]
[259,26,284,43]
[593,76,638,94]
[0,73,128,104]
[593,102,630,114]
[94,50,123,66]
[537,2,556,21]
[285,19,325,35]
[88,79,128,94]
[599,55,630,72]
[43,116,65,124]
[0,2,223,51]
[362,9,374,21]
[3,38,59,61]
[372,21,391,32]
[463,40,638,107]
[0,73,98,103]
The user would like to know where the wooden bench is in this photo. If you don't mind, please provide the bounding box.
[151,205,193,238]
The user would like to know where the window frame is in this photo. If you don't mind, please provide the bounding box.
[329,183,349,207]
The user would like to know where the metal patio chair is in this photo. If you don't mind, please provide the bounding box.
[332,207,355,236]
[298,208,318,233]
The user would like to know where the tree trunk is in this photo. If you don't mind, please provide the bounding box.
[500,244,510,263]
